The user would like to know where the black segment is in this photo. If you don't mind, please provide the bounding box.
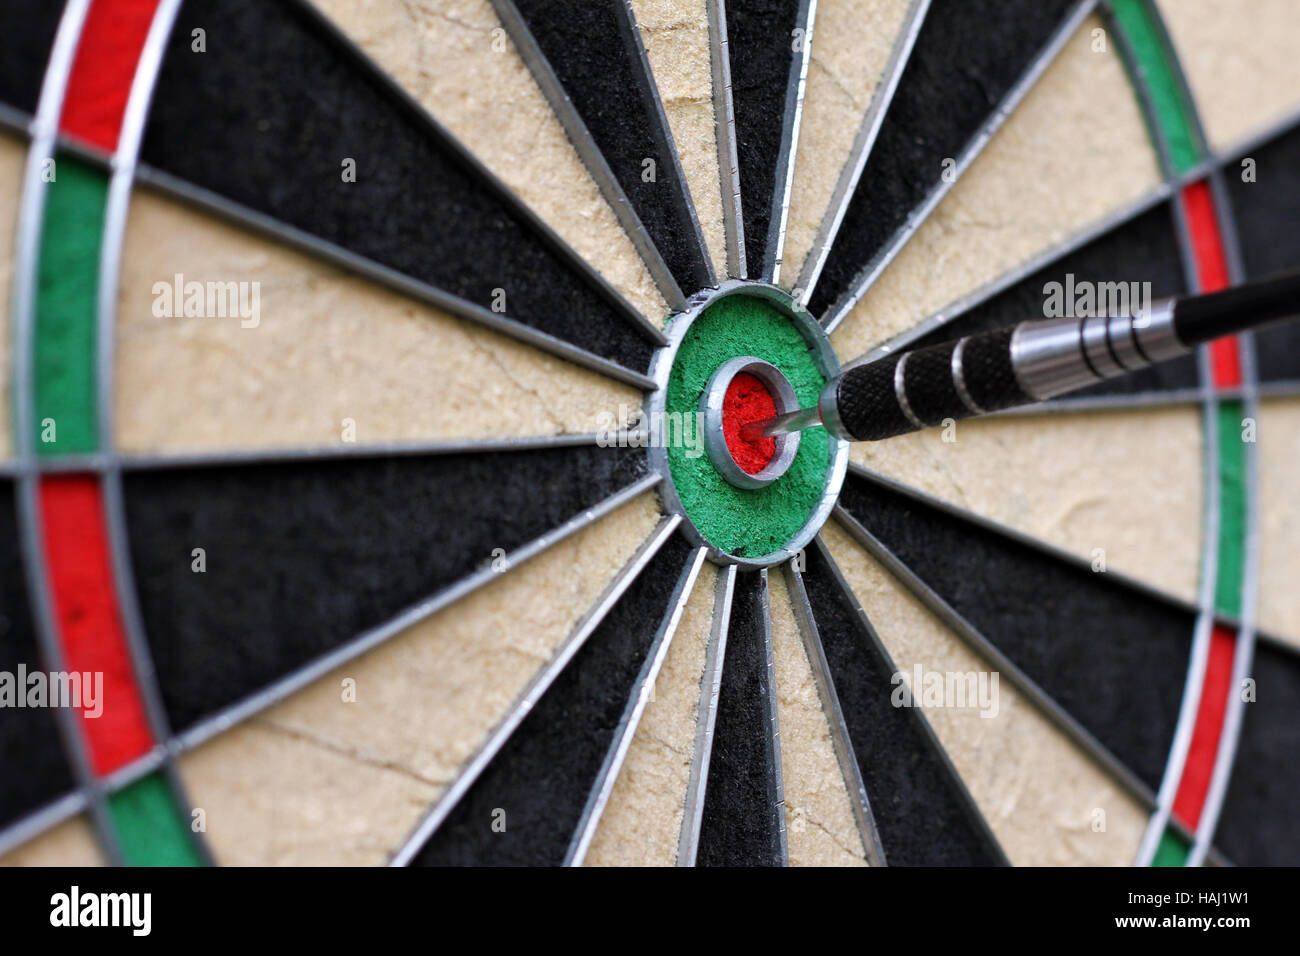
[0,0,66,116]
[912,202,1196,399]
[697,570,785,866]
[1214,642,1300,865]
[412,532,694,866]
[1225,125,1300,384]
[727,0,805,277]
[502,0,710,294]
[838,472,1194,791]
[0,481,77,828]
[801,542,1006,865]
[123,445,647,732]
[809,0,1079,318]
[140,0,653,371]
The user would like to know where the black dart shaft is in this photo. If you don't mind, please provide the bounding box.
[744,266,1300,442]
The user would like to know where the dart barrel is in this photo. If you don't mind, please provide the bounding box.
[824,301,1189,441]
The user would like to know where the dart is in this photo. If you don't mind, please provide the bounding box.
[741,266,1300,443]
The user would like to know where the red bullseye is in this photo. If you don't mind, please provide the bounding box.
[701,355,803,490]
[722,372,778,474]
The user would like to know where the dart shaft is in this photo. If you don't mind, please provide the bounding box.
[740,406,820,442]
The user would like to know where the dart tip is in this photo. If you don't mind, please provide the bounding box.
[740,406,822,442]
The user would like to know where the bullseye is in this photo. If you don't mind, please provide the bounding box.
[699,355,802,490]
[648,280,848,566]
[722,372,777,474]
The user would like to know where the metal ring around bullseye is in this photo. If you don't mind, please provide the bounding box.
[700,356,802,489]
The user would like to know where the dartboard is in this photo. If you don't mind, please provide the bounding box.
[0,0,1297,870]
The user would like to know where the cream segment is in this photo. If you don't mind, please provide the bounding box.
[1256,398,1300,649]
[853,405,1204,605]
[830,14,1161,362]
[0,816,106,867]
[179,494,660,865]
[0,132,25,460]
[1156,0,1300,154]
[631,0,728,282]
[116,190,641,454]
[821,519,1149,866]
[584,562,718,866]
[782,0,916,289]
[310,0,669,323]
[769,567,868,866]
